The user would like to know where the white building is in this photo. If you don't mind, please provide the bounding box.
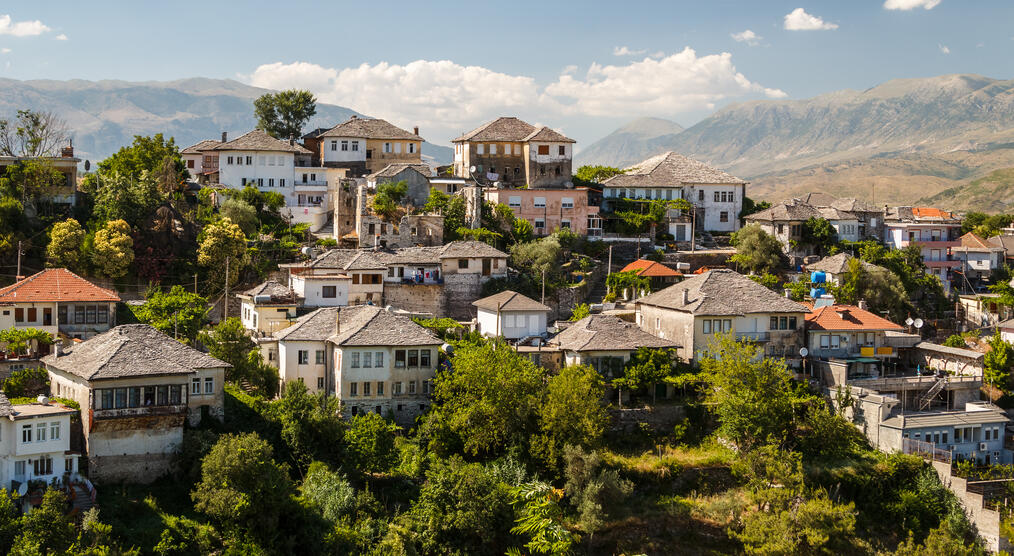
[884,206,963,293]
[237,281,300,336]
[951,232,1006,288]
[0,393,80,500]
[601,152,748,235]
[274,308,337,394]
[472,290,550,340]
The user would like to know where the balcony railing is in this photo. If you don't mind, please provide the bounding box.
[93,404,188,420]
[737,331,770,342]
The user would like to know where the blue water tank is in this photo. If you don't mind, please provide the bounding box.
[809,287,826,299]
[811,271,827,284]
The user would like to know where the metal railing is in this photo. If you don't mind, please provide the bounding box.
[903,437,952,463]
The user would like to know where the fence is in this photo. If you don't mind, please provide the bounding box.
[902,437,952,464]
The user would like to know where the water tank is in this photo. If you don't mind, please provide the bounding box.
[809,287,826,299]
[36,395,49,405]
[810,271,826,284]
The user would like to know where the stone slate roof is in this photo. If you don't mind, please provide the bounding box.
[801,192,838,207]
[818,207,857,221]
[637,269,809,316]
[523,126,576,143]
[437,241,508,259]
[291,242,508,271]
[744,199,823,222]
[913,341,984,360]
[473,290,550,312]
[602,152,746,188]
[0,392,12,418]
[181,139,222,154]
[275,307,339,341]
[552,315,677,352]
[454,117,547,142]
[805,253,879,275]
[241,280,298,304]
[0,268,120,304]
[368,163,433,180]
[830,197,879,213]
[988,235,1014,255]
[328,305,441,347]
[210,130,312,154]
[41,324,230,381]
[320,116,422,141]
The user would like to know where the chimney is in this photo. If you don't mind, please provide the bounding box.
[681,289,689,305]
[784,288,791,298]
[334,307,341,336]
[350,115,358,120]
[289,135,295,146]
[61,139,73,158]
[413,126,419,136]
[858,299,869,311]
[221,131,228,143]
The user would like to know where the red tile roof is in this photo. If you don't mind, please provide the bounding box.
[805,304,904,332]
[912,207,956,219]
[621,259,682,278]
[0,269,120,303]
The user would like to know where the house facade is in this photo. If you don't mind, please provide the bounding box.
[273,307,338,394]
[636,269,809,365]
[0,268,120,341]
[743,199,824,260]
[472,290,550,340]
[180,137,222,184]
[315,116,424,176]
[41,325,228,483]
[804,303,905,382]
[483,187,601,237]
[620,259,683,291]
[884,206,963,292]
[237,281,299,336]
[452,117,575,189]
[952,232,1005,290]
[0,393,79,494]
[879,402,1011,465]
[0,143,80,206]
[601,152,747,234]
[550,314,678,380]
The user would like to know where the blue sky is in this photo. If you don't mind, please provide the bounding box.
[1,0,1012,146]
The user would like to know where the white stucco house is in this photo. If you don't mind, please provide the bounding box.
[237,281,300,336]
[472,290,550,340]
[0,393,80,500]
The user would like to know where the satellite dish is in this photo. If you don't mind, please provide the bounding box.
[84,160,90,172]
[913,318,924,329]
[905,317,914,326]
[799,347,809,357]
[469,166,476,173]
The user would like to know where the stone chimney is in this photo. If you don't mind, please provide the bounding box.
[413,126,419,136]
[289,135,295,146]
[681,288,689,306]
[61,139,73,158]
[334,307,341,336]
[784,289,791,298]
[221,131,228,143]
[858,299,869,311]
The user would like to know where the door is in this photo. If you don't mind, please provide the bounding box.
[675,225,686,241]
[43,308,52,326]
[482,258,491,276]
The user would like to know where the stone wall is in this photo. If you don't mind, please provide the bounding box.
[384,284,444,316]
[443,274,486,320]
[609,404,686,433]
[930,460,1011,553]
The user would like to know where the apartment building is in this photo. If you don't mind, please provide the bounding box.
[884,206,963,292]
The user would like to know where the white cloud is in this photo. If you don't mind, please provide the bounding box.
[783,8,838,30]
[613,46,646,57]
[0,48,10,54]
[543,47,786,118]
[561,64,578,75]
[884,0,941,10]
[0,14,50,37]
[731,29,762,45]
[939,44,950,54]
[55,33,67,41]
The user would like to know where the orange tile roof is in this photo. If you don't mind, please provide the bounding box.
[621,259,682,278]
[959,232,992,249]
[0,269,120,303]
[912,207,955,219]
[805,304,904,332]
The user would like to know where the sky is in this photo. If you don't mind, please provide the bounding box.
[0,0,1012,148]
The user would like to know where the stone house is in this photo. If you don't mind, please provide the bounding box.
[41,325,228,483]
[878,403,1011,465]
[273,307,338,394]
[482,186,601,237]
[366,163,434,207]
[952,232,1005,288]
[0,268,120,342]
[601,152,747,235]
[237,280,300,336]
[804,303,905,382]
[452,116,575,189]
[884,206,963,292]
[802,194,884,241]
[742,199,824,260]
[550,314,677,383]
[473,290,551,340]
[180,138,222,184]
[314,116,424,176]
[636,269,809,366]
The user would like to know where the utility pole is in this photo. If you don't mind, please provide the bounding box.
[15,240,22,278]
[607,245,613,275]
[224,257,230,321]
[691,208,697,254]
[194,274,198,294]
[541,268,546,306]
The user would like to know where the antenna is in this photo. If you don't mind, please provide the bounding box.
[913,318,924,329]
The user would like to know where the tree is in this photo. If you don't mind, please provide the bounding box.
[699,333,799,450]
[427,342,546,458]
[346,412,398,474]
[562,445,633,539]
[270,380,345,469]
[0,366,50,397]
[0,489,17,554]
[802,217,838,256]
[508,482,577,555]
[0,109,68,157]
[512,218,535,245]
[569,303,590,321]
[220,198,258,236]
[618,347,677,403]
[300,462,356,523]
[91,171,163,225]
[131,285,209,343]
[739,197,771,221]
[371,180,408,221]
[983,329,1012,391]
[732,489,859,555]
[511,235,563,284]
[12,488,77,554]
[0,159,68,208]
[574,165,624,184]
[0,328,54,357]
[192,433,295,538]
[534,365,607,472]
[731,224,784,275]
[85,133,187,192]
[92,219,134,278]
[748,272,780,290]
[943,334,967,348]
[46,218,85,269]
[198,217,247,286]
[425,189,467,240]
[198,317,279,395]
[254,90,317,139]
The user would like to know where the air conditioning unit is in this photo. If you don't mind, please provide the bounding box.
[980,443,988,451]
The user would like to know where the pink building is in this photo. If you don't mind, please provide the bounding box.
[484,187,601,237]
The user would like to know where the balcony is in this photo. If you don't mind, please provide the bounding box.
[737,331,770,342]
[294,181,328,190]
[924,258,961,268]
[901,239,960,249]
[93,404,188,420]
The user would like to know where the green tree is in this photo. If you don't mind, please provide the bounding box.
[427,341,546,458]
[91,218,135,278]
[731,224,784,274]
[534,365,607,472]
[0,489,18,554]
[831,257,911,321]
[198,317,279,395]
[346,412,398,474]
[371,180,408,221]
[984,329,1012,391]
[699,333,799,450]
[192,433,295,539]
[568,303,590,322]
[618,347,677,404]
[512,218,535,245]
[91,171,163,225]
[220,198,258,236]
[131,285,209,343]
[739,196,772,221]
[270,380,345,470]
[748,272,780,290]
[300,461,357,523]
[46,218,85,269]
[562,445,633,539]
[943,334,967,348]
[198,217,247,286]
[574,165,624,184]
[253,90,317,139]
[732,489,859,555]
[84,133,187,194]
[801,217,838,256]
[508,482,577,555]
[0,159,67,208]
[0,328,54,357]
[12,488,77,554]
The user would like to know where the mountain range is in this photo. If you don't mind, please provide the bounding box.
[0,77,453,166]
[578,74,1014,208]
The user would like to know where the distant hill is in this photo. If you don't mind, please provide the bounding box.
[0,77,455,166]
[575,117,684,168]
[919,165,1014,212]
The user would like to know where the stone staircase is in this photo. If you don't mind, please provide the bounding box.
[70,483,94,513]
[312,214,334,239]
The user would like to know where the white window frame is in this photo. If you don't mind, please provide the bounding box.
[534,197,546,208]
[508,196,521,208]
[561,197,574,209]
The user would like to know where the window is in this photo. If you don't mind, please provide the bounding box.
[514,167,520,175]
[33,456,52,476]
[561,219,571,229]
[317,377,325,389]
[719,211,729,223]
[170,385,182,404]
[187,159,195,169]
[322,285,337,298]
[37,422,46,442]
[100,389,113,409]
[408,143,416,154]
[394,382,403,395]
[363,352,372,368]
[351,352,360,368]
[409,380,417,394]
[534,197,546,208]
[508,196,521,207]
[377,382,384,396]
[27,307,36,322]
[703,320,712,334]
[205,377,214,394]
[350,382,358,397]
[476,144,484,155]
[331,140,338,151]
[65,458,73,472]
[227,156,234,165]
[458,258,469,269]
[561,197,574,209]
[698,190,704,201]
[408,350,419,366]
[363,382,371,396]
[246,156,253,165]
[298,350,309,365]
[489,144,497,155]
[421,349,431,367]
[534,219,546,229]
[558,145,566,156]
[192,378,201,394]
[316,350,325,365]
[788,317,797,329]
[98,306,109,324]
[115,387,127,408]
[714,191,720,202]
[395,350,406,367]
[257,178,263,187]
[375,352,384,367]
[352,141,359,151]
[538,145,550,155]
[384,142,392,153]
[21,424,31,443]
[13,307,23,322]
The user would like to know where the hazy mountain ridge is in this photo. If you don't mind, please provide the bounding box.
[0,77,454,165]
[576,117,684,168]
